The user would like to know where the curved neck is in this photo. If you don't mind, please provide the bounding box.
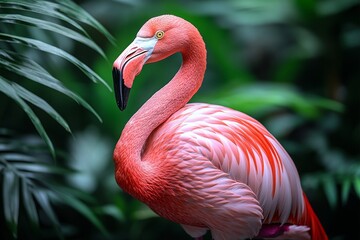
[122,47,206,153]
[114,33,206,196]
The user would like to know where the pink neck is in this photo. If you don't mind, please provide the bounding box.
[114,33,206,198]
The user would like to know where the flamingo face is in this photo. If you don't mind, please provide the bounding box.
[113,17,193,110]
[112,36,158,110]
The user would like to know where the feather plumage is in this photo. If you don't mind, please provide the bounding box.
[112,14,327,240]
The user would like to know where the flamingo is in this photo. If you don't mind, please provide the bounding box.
[112,15,328,240]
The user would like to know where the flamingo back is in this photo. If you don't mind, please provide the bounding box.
[146,103,305,225]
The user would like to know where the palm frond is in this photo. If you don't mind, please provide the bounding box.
[0,130,108,238]
[1,0,87,35]
[54,0,116,45]
[0,33,110,89]
[1,0,115,45]
[0,50,102,122]
[0,14,105,57]
[12,83,71,133]
[0,76,55,157]
[0,0,113,155]
[2,169,20,237]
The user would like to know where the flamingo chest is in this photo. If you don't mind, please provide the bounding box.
[138,103,305,225]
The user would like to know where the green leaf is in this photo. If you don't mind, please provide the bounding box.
[195,83,343,118]
[0,77,55,157]
[54,0,116,45]
[1,0,88,35]
[341,178,351,205]
[0,132,102,238]
[0,51,102,122]
[0,14,105,57]
[322,175,337,208]
[353,177,360,199]
[51,185,96,203]
[0,142,18,152]
[11,83,71,133]
[13,162,74,175]
[1,0,115,45]
[33,190,63,239]
[133,204,158,220]
[96,205,124,222]
[2,170,20,238]
[311,97,344,113]
[58,193,108,236]
[21,179,39,225]
[0,152,37,162]
[0,33,111,91]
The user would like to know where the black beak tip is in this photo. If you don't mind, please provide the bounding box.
[112,67,131,111]
[117,100,126,111]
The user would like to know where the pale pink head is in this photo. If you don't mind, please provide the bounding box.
[112,14,203,110]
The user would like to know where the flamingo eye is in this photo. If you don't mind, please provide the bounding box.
[155,30,164,39]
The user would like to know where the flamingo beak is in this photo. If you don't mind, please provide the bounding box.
[112,67,129,111]
[112,37,157,111]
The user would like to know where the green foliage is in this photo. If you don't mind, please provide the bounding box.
[0,0,359,239]
[0,0,112,156]
[0,130,107,239]
[195,83,343,118]
[0,0,114,238]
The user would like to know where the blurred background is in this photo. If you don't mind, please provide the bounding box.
[0,0,359,239]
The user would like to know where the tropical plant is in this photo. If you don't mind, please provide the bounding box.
[1,0,359,239]
[0,129,108,239]
[0,0,114,155]
[0,0,114,238]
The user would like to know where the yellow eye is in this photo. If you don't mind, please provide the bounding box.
[155,30,164,39]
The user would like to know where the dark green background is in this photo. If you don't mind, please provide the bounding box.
[1,0,359,239]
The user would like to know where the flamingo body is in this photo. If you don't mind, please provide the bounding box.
[112,15,327,240]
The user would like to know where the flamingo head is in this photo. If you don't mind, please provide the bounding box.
[112,15,198,110]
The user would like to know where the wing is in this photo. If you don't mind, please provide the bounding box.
[153,103,305,224]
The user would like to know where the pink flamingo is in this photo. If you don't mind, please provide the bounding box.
[112,15,328,240]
